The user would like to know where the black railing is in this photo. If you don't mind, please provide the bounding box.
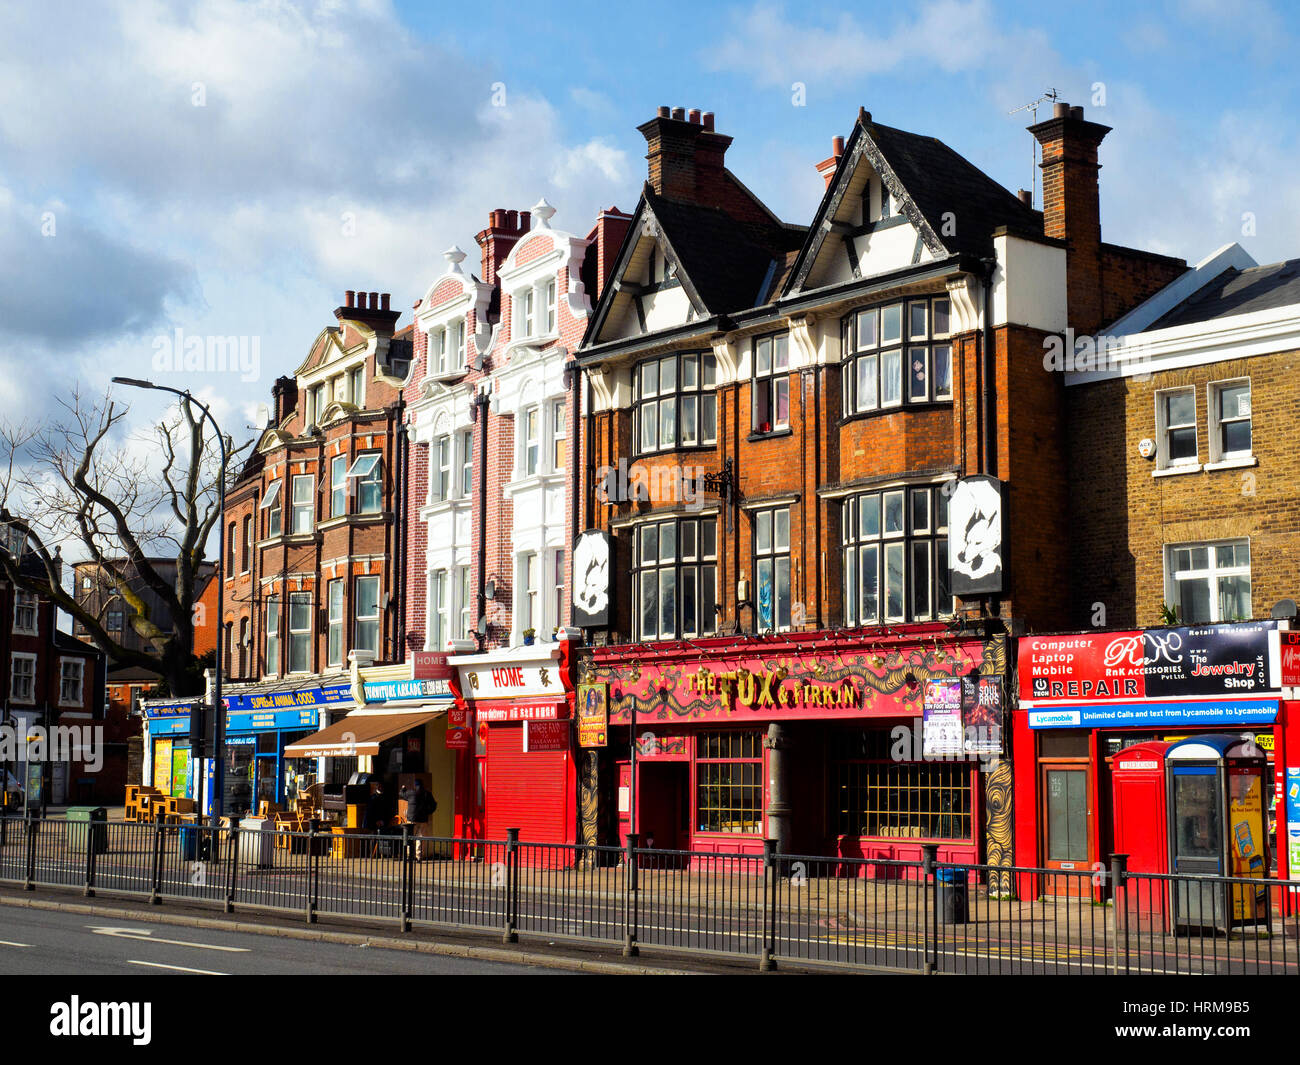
[2,815,1296,975]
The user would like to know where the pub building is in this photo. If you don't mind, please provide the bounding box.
[579,625,1007,863]
[1012,620,1296,882]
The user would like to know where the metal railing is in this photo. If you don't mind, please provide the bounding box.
[2,815,1296,975]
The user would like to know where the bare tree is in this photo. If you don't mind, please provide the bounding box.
[0,389,251,697]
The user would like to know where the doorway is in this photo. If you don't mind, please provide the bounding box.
[1041,762,1094,894]
[639,762,690,856]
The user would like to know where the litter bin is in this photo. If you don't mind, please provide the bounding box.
[66,806,108,856]
[936,866,968,924]
[178,823,210,862]
[237,816,274,868]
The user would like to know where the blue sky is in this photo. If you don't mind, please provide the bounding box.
[2,0,1298,450]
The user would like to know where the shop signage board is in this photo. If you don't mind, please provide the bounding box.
[577,682,608,748]
[1281,632,1300,688]
[572,530,613,628]
[459,657,565,700]
[475,699,568,722]
[143,681,351,719]
[412,652,455,682]
[363,678,452,703]
[948,476,1006,596]
[597,640,988,725]
[1019,623,1281,730]
[445,708,473,750]
[1286,767,1300,886]
[523,720,570,752]
[1026,699,1279,730]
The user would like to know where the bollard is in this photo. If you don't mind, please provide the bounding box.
[401,824,414,932]
[503,828,520,944]
[921,843,938,974]
[760,838,778,972]
[1109,853,1129,976]
[623,832,640,958]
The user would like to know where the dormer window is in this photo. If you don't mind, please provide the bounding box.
[432,327,448,374]
[544,279,556,333]
[350,366,365,407]
[522,289,535,337]
[452,319,466,366]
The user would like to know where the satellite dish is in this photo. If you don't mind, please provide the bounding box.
[1270,599,1298,620]
[256,402,270,426]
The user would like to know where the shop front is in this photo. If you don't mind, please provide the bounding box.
[282,653,457,836]
[580,625,1010,866]
[1013,621,1295,887]
[141,678,352,816]
[449,642,577,846]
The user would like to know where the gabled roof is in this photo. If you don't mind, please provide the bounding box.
[583,184,804,350]
[1149,258,1300,329]
[785,111,1042,296]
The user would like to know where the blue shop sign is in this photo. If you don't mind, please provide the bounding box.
[363,678,452,703]
[1027,698,1279,730]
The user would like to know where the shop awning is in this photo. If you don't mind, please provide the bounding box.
[283,709,444,758]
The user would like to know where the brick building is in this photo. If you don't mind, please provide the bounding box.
[404,199,629,842]
[1,527,104,807]
[571,103,1185,866]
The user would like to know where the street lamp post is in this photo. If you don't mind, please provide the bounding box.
[112,377,228,826]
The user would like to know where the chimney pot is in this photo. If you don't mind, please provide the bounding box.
[832,135,845,157]
[506,210,518,231]
[657,105,670,118]
[1053,101,1069,119]
[702,111,714,130]
[369,291,379,310]
[345,290,355,308]
[357,291,368,310]
[381,293,390,311]
[671,106,685,121]
[519,210,531,232]
[1017,189,1032,205]
[688,108,701,124]
[1069,105,1084,121]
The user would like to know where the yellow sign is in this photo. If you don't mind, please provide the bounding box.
[577,683,608,748]
[154,739,173,796]
[1228,767,1267,922]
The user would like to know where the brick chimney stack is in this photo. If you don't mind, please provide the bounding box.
[815,134,846,190]
[271,375,297,424]
[336,288,401,334]
[474,208,530,285]
[590,206,634,299]
[1029,101,1112,336]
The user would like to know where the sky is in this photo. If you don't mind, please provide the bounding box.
[2,0,1298,454]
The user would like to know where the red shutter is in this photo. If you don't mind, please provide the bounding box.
[484,723,570,845]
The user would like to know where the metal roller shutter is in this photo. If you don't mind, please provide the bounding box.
[484,723,569,844]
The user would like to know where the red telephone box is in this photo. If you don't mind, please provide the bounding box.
[1111,741,1173,917]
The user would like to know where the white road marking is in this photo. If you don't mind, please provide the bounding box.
[0,940,31,948]
[88,926,250,952]
[127,960,226,975]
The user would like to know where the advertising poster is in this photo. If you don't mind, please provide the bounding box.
[523,720,570,753]
[1287,767,1300,885]
[445,708,473,750]
[154,738,173,796]
[964,676,1003,755]
[172,746,191,800]
[923,680,963,757]
[577,682,608,748]
[1228,766,1268,921]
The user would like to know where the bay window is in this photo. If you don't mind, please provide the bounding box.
[634,352,717,454]
[842,296,951,415]
[348,453,382,514]
[843,484,951,625]
[327,579,344,667]
[265,595,280,675]
[632,516,718,641]
[354,576,381,657]
[291,475,314,534]
[288,592,312,673]
[330,455,348,517]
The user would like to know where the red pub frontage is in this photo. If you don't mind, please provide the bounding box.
[579,625,1012,866]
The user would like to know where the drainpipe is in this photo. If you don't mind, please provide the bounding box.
[568,363,580,627]
[980,257,998,479]
[472,390,490,642]
[394,402,407,661]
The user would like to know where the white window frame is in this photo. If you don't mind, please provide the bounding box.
[551,399,566,472]
[522,406,540,476]
[327,579,344,668]
[291,475,315,534]
[347,452,382,514]
[265,595,280,677]
[259,479,283,538]
[350,365,365,408]
[330,455,349,518]
[10,652,36,704]
[1208,378,1252,464]
[551,549,565,634]
[521,288,535,337]
[1164,539,1251,624]
[518,552,539,638]
[456,565,472,640]
[58,657,85,707]
[459,429,473,496]
[430,569,449,651]
[288,591,312,674]
[544,278,557,334]
[13,591,37,635]
[452,319,466,367]
[354,575,381,658]
[434,435,451,502]
[1155,386,1198,470]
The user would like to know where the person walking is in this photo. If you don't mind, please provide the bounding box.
[403,778,436,860]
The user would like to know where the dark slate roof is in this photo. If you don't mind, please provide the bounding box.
[645,188,805,315]
[1149,258,1300,329]
[868,122,1042,258]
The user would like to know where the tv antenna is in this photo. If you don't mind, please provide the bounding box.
[1008,88,1059,208]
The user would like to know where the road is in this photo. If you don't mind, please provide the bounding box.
[0,905,569,975]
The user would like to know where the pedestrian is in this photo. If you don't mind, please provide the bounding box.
[363,781,389,858]
[403,778,437,860]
